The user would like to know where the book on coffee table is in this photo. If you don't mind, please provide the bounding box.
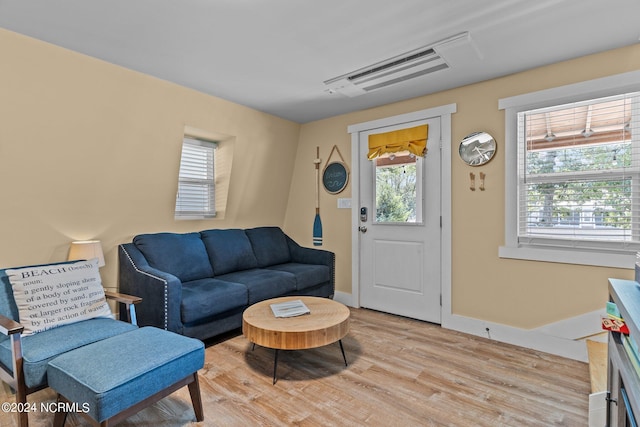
[270,299,310,318]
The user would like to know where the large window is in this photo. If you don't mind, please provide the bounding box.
[499,71,640,268]
[519,93,640,246]
[175,136,217,219]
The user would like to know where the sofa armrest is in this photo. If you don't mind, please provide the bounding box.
[105,291,142,325]
[286,236,334,265]
[118,244,184,333]
[285,236,336,296]
[0,314,23,336]
[0,313,24,395]
[105,291,142,306]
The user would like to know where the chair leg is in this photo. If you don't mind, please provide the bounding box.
[17,409,29,427]
[11,335,29,427]
[53,408,67,427]
[187,373,204,422]
[53,394,68,427]
[15,381,29,427]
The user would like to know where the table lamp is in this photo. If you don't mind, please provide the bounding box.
[68,240,105,267]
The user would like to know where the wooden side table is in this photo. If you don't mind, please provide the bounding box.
[242,296,350,383]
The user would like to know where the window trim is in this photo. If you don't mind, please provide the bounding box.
[498,70,640,269]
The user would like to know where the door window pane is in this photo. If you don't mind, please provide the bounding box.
[374,151,423,223]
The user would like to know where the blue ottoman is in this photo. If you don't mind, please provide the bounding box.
[47,327,204,426]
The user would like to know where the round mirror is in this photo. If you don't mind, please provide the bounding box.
[459,132,496,166]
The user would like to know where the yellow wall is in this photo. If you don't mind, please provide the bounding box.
[0,29,301,290]
[286,44,640,329]
[3,26,639,331]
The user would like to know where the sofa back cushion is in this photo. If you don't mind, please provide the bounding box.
[201,229,258,275]
[245,227,291,267]
[133,232,213,282]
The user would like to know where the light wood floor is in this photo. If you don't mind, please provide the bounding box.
[1,308,590,427]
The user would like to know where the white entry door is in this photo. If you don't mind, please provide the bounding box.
[358,117,441,323]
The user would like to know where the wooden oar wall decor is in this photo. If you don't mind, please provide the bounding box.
[313,146,323,246]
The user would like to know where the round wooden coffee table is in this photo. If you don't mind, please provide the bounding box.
[242,296,350,383]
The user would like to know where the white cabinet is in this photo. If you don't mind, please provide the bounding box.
[607,279,640,426]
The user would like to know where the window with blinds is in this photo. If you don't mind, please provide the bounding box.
[175,136,217,219]
[517,92,640,252]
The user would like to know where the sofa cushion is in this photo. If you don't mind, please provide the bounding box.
[267,263,331,291]
[216,269,296,304]
[0,318,137,389]
[200,229,258,275]
[180,278,248,324]
[133,232,213,282]
[245,227,291,267]
[6,259,114,336]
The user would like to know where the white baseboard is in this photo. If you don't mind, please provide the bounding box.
[589,391,607,427]
[533,309,606,340]
[337,292,599,361]
[443,313,589,361]
[334,291,354,307]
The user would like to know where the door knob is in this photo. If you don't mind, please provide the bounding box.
[359,226,367,233]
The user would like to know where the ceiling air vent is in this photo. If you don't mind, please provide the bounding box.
[324,32,471,97]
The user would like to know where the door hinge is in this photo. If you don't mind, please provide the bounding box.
[440,216,442,228]
[440,294,442,306]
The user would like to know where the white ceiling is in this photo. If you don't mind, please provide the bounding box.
[1,0,639,123]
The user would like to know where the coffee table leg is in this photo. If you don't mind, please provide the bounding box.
[339,339,348,366]
[273,349,279,385]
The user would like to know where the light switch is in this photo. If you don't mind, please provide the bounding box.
[337,198,352,209]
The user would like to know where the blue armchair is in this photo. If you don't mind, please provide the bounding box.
[0,262,141,427]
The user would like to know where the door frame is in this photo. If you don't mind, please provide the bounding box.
[347,104,456,325]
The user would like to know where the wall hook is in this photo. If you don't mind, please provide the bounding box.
[479,172,486,191]
[469,172,475,191]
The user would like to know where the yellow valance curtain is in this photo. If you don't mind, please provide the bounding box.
[367,124,428,160]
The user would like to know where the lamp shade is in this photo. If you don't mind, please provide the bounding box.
[68,240,105,267]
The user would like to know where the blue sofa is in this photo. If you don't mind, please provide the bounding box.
[118,226,335,341]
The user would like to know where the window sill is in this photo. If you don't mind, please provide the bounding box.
[498,245,635,269]
[174,215,217,220]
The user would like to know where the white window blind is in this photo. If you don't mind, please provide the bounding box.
[175,137,217,219]
[517,92,640,252]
